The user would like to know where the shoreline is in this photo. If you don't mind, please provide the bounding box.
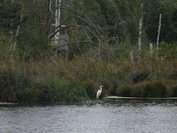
[103,96,177,102]
[0,102,16,105]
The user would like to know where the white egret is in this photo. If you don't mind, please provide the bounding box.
[96,86,103,99]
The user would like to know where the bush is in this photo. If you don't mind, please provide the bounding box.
[170,86,177,97]
[116,84,132,97]
[19,87,43,103]
[61,82,89,104]
[115,81,169,98]
[131,70,150,83]
[159,42,177,60]
[143,81,167,97]
[84,81,98,99]
[131,81,167,97]
[103,78,118,95]
[131,82,148,97]
[1,59,177,103]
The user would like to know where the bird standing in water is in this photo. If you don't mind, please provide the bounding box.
[96,86,103,99]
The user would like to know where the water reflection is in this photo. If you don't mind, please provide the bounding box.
[0,103,177,133]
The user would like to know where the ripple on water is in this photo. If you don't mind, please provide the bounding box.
[0,103,177,133]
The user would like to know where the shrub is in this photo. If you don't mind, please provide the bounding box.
[103,78,118,95]
[1,59,177,103]
[62,82,89,104]
[159,42,177,60]
[131,70,150,83]
[84,81,98,99]
[131,82,148,97]
[116,84,132,97]
[131,81,167,97]
[163,80,177,97]
[143,81,167,97]
[19,87,43,103]
[170,86,177,97]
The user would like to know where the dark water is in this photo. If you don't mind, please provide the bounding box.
[0,102,177,133]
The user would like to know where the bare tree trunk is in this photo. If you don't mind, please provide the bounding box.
[138,17,142,61]
[149,42,153,57]
[11,0,14,5]
[138,2,143,61]
[156,13,162,56]
[10,0,15,35]
[48,0,53,14]
[14,5,24,50]
[54,0,61,45]
[130,51,134,63]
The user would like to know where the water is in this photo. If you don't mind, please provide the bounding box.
[0,102,177,133]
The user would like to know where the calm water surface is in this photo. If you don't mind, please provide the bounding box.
[0,102,177,133]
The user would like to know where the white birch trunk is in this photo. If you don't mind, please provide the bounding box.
[10,0,15,35]
[54,0,61,45]
[138,2,143,61]
[13,5,24,50]
[11,0,14,5]
[130,51,134,63]
[156,13,162,55]
[149,42,153,57]
[138,17,142,61]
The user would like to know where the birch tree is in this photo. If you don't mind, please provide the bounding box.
[138,2,143,61]
[149,42,153,57]
[53,0,61,45]
[156,13,162,56]
[13,5,24,50]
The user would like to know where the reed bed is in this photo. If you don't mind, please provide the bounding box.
[0,59,177,103]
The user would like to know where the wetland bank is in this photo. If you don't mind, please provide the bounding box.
[1,1,177,132]
[1,60,177,104]
[1,1,177,104]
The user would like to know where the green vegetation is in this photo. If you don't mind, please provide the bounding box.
[1,0,177,103]
[0,60,177,103]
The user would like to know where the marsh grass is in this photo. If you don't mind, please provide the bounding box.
[116,80,177,98]
[116,84,132,97]
[103,78,118,95]
[1,59,177,103]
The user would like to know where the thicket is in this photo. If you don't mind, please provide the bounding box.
[0,59,177,103]
[0,0,177,103]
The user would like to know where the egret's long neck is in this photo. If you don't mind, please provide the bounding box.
[100,86,102,90]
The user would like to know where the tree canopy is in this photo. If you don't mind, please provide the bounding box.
[0,0,177,60]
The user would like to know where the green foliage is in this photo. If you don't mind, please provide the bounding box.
[131,70,150,83]
[84,81,98,99]
[17,27,50,60]
[144,0,177,43]
[0,3,22,34]
[19,87,43,103]
[103,78,118,95]
[130,81,167,97]
[0,62,29,102]
[1,0,177,102]
[0,61,92,103]
[118,81,168,98]
[1,60,177,103]
[0,33,15,59]
[64,83,88,104]
[159,42,177,60]
[116,84,132,97]
[170,86,177,97]
[1,0,177,60]
[143,81,167,97]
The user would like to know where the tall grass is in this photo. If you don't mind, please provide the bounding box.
[0,59,177,103]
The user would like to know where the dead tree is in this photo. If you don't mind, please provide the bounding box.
[156,13,162,56]
[149,42,153,57]
[138,2,143,61]
[47,1,103,44]
[53,0,61,45]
